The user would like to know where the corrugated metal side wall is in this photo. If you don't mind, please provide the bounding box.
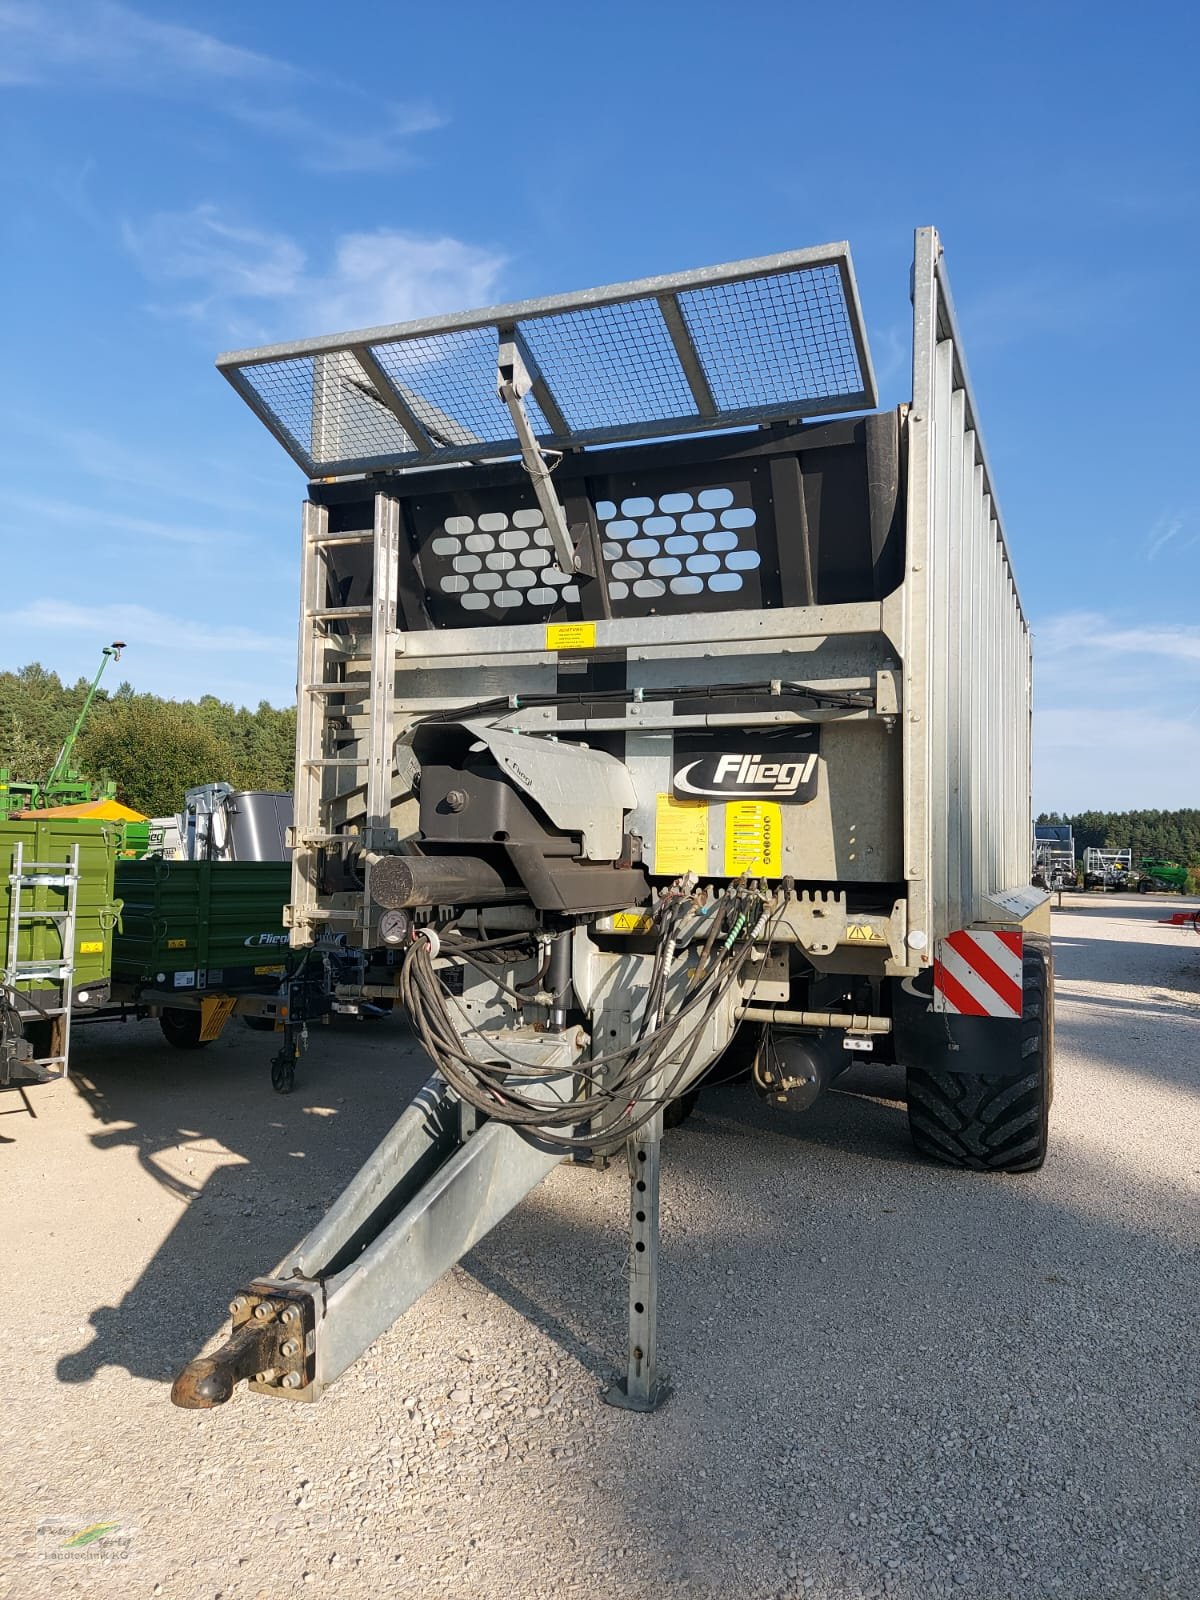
[906,228,1032,942]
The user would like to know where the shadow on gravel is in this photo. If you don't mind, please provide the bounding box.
[449,1071,1197,1600]
[55,1013,428,1387]
[44,949,1199,1598]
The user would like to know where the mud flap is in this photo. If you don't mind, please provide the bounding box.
[891,967,1022,1076]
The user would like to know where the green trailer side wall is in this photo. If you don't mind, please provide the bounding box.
[0,818,120,990]
[112,860,292,985]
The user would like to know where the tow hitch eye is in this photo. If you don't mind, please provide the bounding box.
[170,1284,316,1409]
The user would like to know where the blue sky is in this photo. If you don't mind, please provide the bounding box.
[1,0,1197,812]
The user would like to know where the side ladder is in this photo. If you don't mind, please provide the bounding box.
[3,841,80,1083]
[290,494,400,946]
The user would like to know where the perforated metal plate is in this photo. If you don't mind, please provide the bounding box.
[219,244,876,479]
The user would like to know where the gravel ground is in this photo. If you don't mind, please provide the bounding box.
[1,891,1197,1599]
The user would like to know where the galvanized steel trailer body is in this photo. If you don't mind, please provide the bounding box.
[173,229,1051,1413]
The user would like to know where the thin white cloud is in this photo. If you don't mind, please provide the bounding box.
[0,0,442,173]
[0,600,295,707]
[0,0,286,87]
[0,414,291,516]
[1145,511,1197,562]
[1035,707,1200,812]
[7,494,246,548]
[3,599,288,657]
[124,206,508,337]
[1032,609,1200,808]
[228,103,445,176]
[1036,610,1200,668]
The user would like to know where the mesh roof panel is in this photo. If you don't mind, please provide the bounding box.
[678,266,864,409]
[219,243,876,477]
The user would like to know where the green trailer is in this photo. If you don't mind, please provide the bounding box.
[107,859,326,1079]
[112,858,293,992]
[1,817,121,1085]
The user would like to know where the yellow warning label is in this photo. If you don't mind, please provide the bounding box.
[723,801,782,878]
[653,793,709,876]
[609,910,654,934]
[167,938,188,950]
[254,963,286,975]
[844,922,885,944]
[546,622,596,651]
[78,940,103,954]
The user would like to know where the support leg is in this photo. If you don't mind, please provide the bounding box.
[603,1094,670,1412]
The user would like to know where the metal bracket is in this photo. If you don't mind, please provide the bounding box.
[497,335,576,573]
[775,889,848,956]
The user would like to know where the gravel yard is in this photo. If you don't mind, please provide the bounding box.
[2,891,1197,1599]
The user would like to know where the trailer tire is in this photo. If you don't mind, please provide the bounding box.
[661,1021,765,1129]
[242,1015,278,1033]
[663,1088,700,1129]
[159,1008,211,1050]
[906,941,1052,1173]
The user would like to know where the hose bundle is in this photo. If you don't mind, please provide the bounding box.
[398,886,778,1155]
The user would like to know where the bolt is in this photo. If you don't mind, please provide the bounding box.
[281,1305,301,1326]
[253,1301,275,1321]
[445,789,467,812]
[254,1369,278,1385]
[280,1339,300,1358]
[229,1296,247,1316]
[281,1371,303,1389]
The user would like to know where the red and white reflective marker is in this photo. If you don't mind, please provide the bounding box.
[932,930,1024,1018]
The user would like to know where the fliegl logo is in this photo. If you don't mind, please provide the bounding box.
[244,932,290,947]
[673,750,819,802]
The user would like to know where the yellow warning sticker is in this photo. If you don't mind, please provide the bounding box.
[723,801,782,878]
[78,940,103,954]
[254,963,286,975]
[546,622,596,651]
[609,910,655,934]
[844,922,885,943]
[653,794,709,876]
[167,938,188,950]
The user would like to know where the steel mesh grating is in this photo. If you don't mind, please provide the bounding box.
[242,351,416,465]
[517,299,697,431]
[370,327,552,447]
[678,266,863,409]
[222,245,875,474]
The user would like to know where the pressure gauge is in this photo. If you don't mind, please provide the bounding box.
[379,909,412,946]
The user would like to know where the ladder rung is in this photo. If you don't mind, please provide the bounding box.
[16,909,70,919]
[303,758,364,768]
[299,908,361,921]
[305,681,369,696]
[11,874,73,888]
[298,833,357,846]
[13,860,79,872]
[308,605,372,621]
[313,531,373,547]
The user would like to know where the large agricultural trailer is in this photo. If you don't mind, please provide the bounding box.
[173,228,1052,1413]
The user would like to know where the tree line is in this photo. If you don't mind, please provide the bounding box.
[1036,809,1200,866]
[0,663,295,818]
[3,661,1195,853]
